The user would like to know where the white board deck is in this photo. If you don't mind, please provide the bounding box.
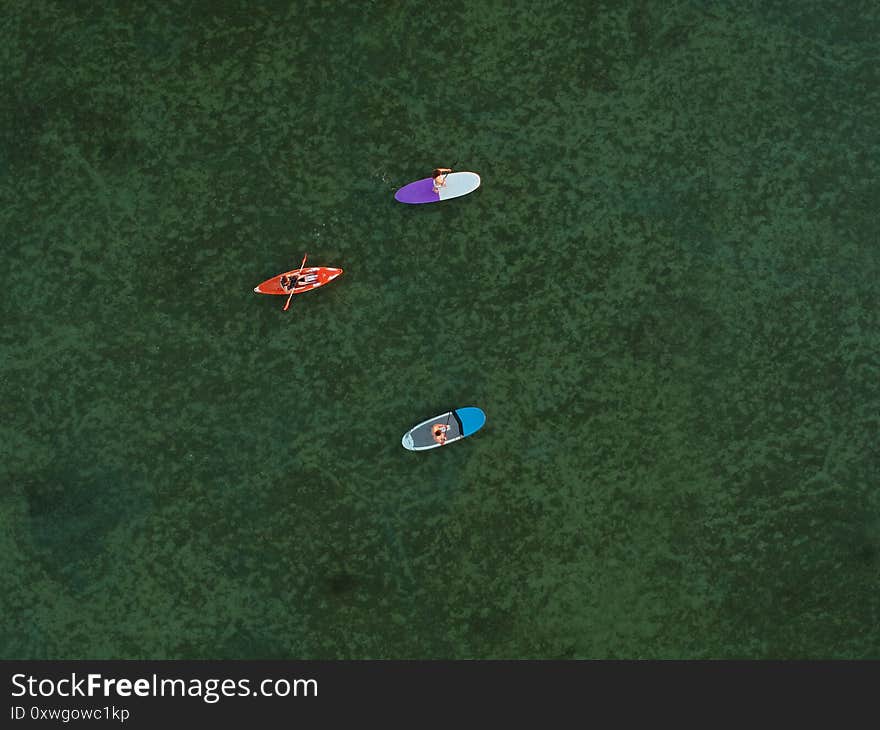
[438,172,481,200]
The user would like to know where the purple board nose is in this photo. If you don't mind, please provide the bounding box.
[394,177,440,204]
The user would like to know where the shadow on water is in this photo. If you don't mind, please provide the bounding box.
[24,465,152,591]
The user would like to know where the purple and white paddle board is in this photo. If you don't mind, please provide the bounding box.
[394,172,481,204]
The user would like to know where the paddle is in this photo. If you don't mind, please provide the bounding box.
[282,252,308,311]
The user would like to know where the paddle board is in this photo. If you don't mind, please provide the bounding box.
[401,407,486,451]
[253,266,343,295]
[394,172,481,204]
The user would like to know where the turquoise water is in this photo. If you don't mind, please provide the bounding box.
[1,0,878,658]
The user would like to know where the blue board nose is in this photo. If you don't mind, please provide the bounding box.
[454,407,486,437]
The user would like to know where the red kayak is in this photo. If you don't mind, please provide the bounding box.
[253,266,343,296]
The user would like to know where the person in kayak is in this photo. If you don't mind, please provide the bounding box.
[432,167,452,194]
[432,422,450,445]
[280,273,300,291]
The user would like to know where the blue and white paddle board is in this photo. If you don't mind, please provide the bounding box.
[401,407,486,451]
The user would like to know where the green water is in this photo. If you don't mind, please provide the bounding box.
[1,0,878,658]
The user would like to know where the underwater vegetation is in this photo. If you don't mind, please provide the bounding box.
[1,0,878,658]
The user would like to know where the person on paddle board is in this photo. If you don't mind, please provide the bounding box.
[432,167,452,194]
[432,422,450,445]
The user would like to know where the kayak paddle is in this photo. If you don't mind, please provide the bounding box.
[283,252,308,311]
